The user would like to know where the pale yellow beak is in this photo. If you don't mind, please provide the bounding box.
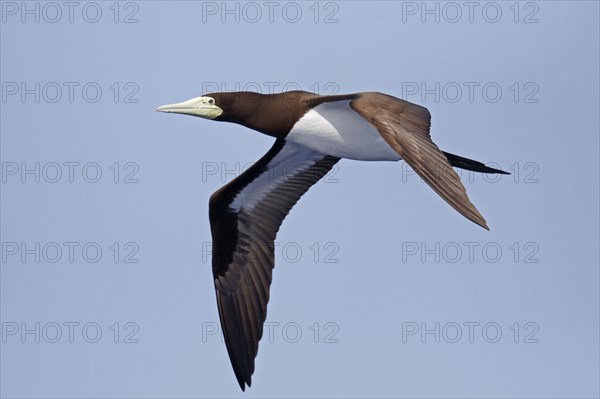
[156,96,223,119]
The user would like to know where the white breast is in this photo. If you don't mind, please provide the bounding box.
[286,100,401,161]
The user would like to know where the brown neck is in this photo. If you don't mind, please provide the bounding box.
[214,91,357,138]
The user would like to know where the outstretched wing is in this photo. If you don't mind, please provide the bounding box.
[209,139,340,390]
[350,92,489,229]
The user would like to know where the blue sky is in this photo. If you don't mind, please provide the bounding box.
[1,1,599,398]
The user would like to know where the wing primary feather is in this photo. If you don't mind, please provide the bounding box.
[443,151,510,175]
[210,139,340,390]
[350,93,492,230]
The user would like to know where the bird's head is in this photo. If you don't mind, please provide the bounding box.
[157,91,319,138]
[156,92,267,123]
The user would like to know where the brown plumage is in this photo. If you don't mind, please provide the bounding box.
[209,140,339,389]
[157,90,508,390]
[350,92,490,229]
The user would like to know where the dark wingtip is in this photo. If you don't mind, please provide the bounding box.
[486,166,510,175]
[235,372,245,392]
[236,377,246,392]
[443,151,510,175]
[235,373,251,391]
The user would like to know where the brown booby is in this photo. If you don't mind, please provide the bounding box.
[157,91,508,390]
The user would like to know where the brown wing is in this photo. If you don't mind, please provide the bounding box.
[209,139,339,390]
[350,92,489,230]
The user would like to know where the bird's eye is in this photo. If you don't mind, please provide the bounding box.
[208,98,215,105]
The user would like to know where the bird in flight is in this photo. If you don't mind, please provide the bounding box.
[157,91,507,390]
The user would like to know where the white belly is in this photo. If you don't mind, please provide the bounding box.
[286,100,401,161]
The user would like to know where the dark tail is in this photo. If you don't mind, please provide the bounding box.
[443,152,509,174]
